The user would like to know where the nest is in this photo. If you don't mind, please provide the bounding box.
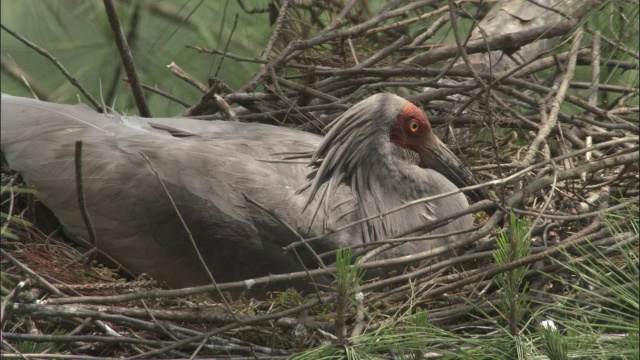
[1,0,638,358]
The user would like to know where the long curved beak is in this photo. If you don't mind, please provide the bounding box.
[423,135,489,203]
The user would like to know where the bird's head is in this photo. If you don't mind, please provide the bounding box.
[384,95,487,203]
[388,100,434,156]
[307,93,487,204]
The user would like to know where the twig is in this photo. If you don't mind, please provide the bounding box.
[0,55,51,100]
[188,44,329,68]
[505,197,638,221]
[140,300,179,341]
[168,62,208,92]
[125,295,333,359]
[447,0,492,116]
[403,19,578,66]
[0,24,102,112]
[135,0,197,28]
[408,15,450,47]
[350,292,366,338]
[105,1,141,105]
[0,177,18,242]
[242,193,326,298]
[276,77,340,103]
[364,4,449,36]
[347,37,358,65]
[0,354,110,360]
[1,332,192,350]
[587,26,639,60]
[214,13,239,78]
[0,249,64,297]
[240,0,290,92]
[415,222,633,303]
[326,0,359,30]
[266,65,322,129]
[243,0,447,93]
[102,0,151,117]
[584,31,601,181]
[501,77,632,129]
[211,94,238,121]
[315,34,413,92]
[15,302,204,341]
[181,83,239,120]
[123,79,191,107]
[18,302,331,330]
[328,224,481,259]
[522,28,584,166]
[1,279,31,329]
[139,152,238,320]
[366,251,494,301]
[74,141,98,252]
[525,158,559,241]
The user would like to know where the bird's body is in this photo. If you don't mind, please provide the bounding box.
[1,93,476,291]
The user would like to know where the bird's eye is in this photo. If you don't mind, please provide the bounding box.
[408,120,421,133]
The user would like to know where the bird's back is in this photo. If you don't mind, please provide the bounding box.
[1,95,325,289]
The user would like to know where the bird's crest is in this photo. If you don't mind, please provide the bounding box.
[298,93,412,239]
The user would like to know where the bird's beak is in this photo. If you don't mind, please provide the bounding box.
[422,135,488,203]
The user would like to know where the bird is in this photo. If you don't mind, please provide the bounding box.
[1,93,482,292]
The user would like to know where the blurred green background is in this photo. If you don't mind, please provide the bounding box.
[1,0,272,116]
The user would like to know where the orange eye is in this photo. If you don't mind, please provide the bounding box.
[408,120,421,133]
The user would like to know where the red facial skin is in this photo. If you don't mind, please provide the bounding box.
[389,102,433,165]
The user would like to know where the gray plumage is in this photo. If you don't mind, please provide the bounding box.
[1,93,477,291]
